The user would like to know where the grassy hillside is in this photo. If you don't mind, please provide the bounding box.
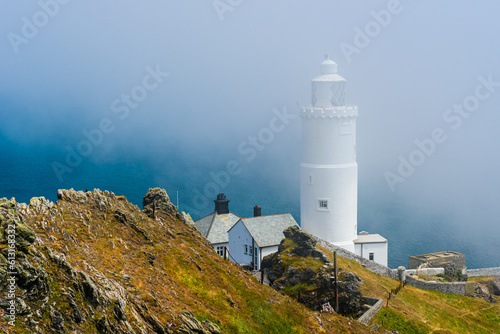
[318,245,500,333]
[2,188,498,333]
[0,189,372,333]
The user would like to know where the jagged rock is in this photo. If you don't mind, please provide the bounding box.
[0,197,17,210]
[179,312,206,334]
[492,279,500,296]
[114,210,130,224]
[2,219,37,250]
[282,225,330,263]
[114,209,152,242]
[130,223,152,242]
[146,252,156,265]
[337,271,364,315]
[66,291,83,324]
[262,227,364,315]
[203,320,221,334]
[29,197,54,214]
[57,188,88,203]
[11,297,31,316]
[79,272,102,307]
[96,315,112,333]
[147,314,166,333]
[181,212,195,227]
[143,188,175,218]
[49,305,65,333]
[475,283,497,303]
[46,247,75,277]
[113,299,127,321]
[14,258,50,301]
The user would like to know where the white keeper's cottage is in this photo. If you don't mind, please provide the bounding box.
[194,193,241,256]
[194,193,298,270]
[227,213,298,270]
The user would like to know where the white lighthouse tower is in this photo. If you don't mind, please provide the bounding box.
[300,58,358,252]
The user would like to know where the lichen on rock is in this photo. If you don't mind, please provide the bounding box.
[262,226,364,316]
[142,187,175,218]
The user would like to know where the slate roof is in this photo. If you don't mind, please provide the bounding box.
[194,212,241,245]
[232,213,299,248]
[353,233,387,244]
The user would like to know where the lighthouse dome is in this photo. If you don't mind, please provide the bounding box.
[320,59,337,74]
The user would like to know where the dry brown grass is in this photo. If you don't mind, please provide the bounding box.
[20,193,374,334]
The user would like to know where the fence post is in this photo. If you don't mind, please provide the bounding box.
[334,251,338,313]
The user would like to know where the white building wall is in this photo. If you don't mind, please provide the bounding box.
[300,60,358,252]
[227,220,255,267]
[212,242,228,257]
[355,242,388,267]
[260,246,278,262]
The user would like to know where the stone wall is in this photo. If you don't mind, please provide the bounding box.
[314,237,398,279]
[467,267,500,277]
[315,236,477,297]
[404,275,475,296]
[406,268,445,276]
[357,297,383,325]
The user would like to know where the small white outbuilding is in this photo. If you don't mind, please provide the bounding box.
[354,231,388,267]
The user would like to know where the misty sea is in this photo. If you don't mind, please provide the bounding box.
[1,135,498,270]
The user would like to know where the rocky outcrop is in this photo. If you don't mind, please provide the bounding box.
[142,187,176,218]
[282,226,331,264]
[472,277,500,303]
[0,188,376,333]
[0,190,224,333]
[178,311,221,334]
[29,196,54,214]
[262,226,364,316]
[142,188,195,229]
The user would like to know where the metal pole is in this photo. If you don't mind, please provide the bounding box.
[334,251,338,312]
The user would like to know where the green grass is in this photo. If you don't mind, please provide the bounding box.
[436,273,453,282]
[378,307,432,334]
[318,245,500,333]
[250,301,298,333]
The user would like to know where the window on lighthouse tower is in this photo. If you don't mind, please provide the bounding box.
[318,200,329,210]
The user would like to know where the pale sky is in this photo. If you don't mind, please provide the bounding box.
[1,1,500,244]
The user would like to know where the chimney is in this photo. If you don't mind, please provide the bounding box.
[253,205,261,217]
[214,193,229,214]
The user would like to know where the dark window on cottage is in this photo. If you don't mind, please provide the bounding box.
[369,253,374,261]
[216,246,224,256]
